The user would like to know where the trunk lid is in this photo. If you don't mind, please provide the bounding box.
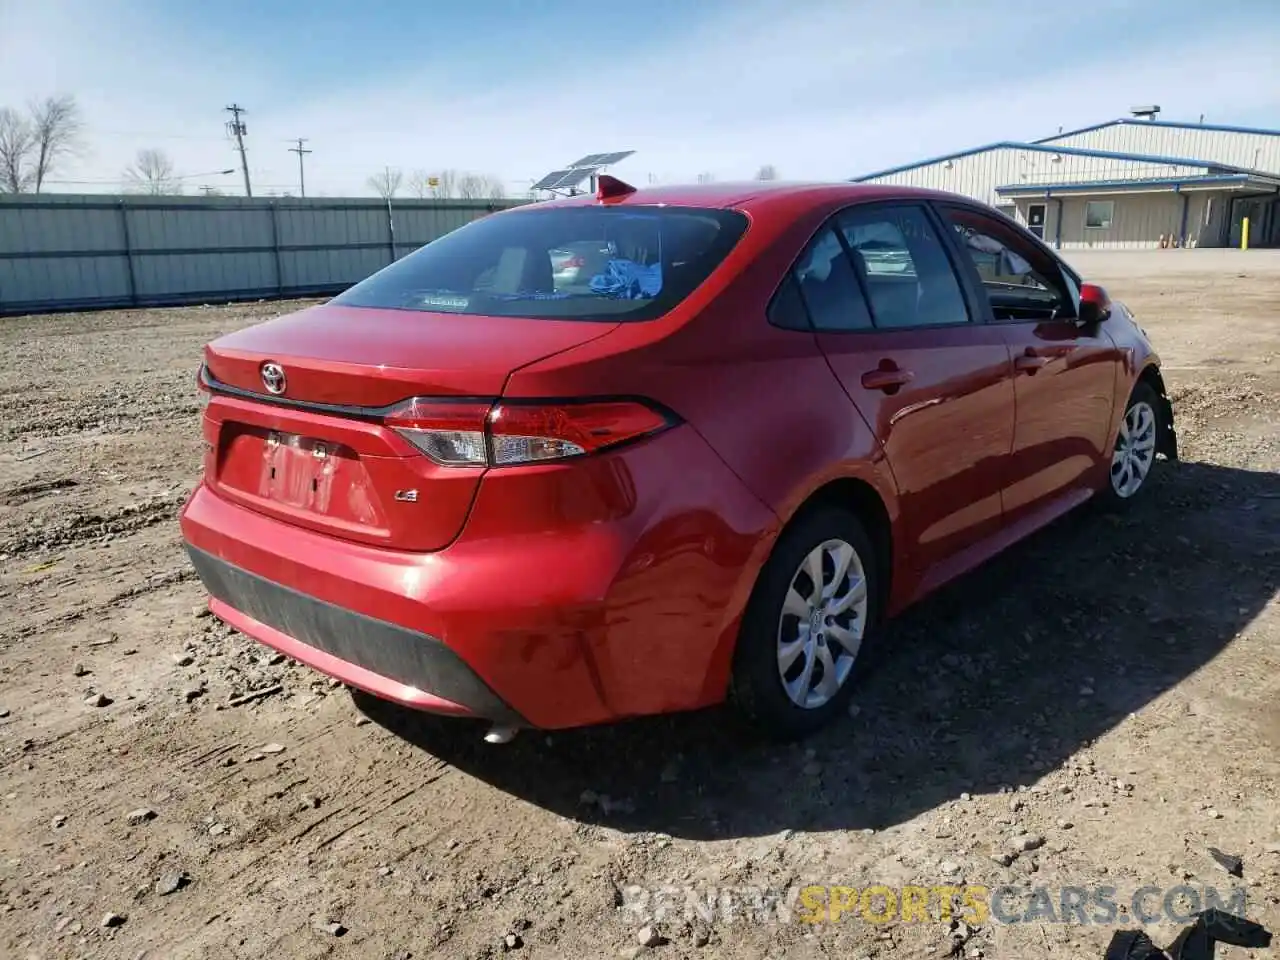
[201,303,618,551]
[204,302,616,405]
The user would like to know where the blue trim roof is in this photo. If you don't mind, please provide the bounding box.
[851,141,1244,182]
[1032,117,1280,144]
[992,174,1274,195]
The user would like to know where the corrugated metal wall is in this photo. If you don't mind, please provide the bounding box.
[1041,124,1280,175]
[1013,193,1224,250]
[0,194,528,316]
[859,147,1208,208]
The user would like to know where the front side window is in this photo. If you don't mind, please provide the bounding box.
[940,206,1072,322]
[836,205,970,329]
[332,206,748,322]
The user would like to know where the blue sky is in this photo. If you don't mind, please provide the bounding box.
[2,0,1278,196]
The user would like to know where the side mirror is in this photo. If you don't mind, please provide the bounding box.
[1078,282,1112,325]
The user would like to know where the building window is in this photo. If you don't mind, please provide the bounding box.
[1084,200,1114,230]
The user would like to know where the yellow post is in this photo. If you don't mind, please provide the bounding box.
[1242,216,1250,251]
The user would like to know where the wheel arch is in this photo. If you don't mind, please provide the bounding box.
[1136,363,1178,460]
[775,476,896,617]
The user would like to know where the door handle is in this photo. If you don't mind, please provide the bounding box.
[1014,354,1049,373]
[860,367,914,392]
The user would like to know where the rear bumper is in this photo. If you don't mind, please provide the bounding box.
[180,424,780,729]
[186,544,523,724]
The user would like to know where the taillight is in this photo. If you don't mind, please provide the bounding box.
[488,400,671,465]
[382,398,675,467]
[383,399,492,466]
[564,256,585,269]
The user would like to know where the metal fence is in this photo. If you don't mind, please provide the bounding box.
[0,193,529,316]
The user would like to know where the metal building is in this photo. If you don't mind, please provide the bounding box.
[852,115,1280,250]
[0,194,526,315]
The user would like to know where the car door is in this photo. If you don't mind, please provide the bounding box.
[800,203,1016,587]
[935,203,1121,529]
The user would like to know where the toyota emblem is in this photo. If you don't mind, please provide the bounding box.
[260,362,287,395]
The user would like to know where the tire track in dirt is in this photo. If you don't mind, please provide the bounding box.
[215,759,450,890]
[0,491,187,557]
[1,476,80,505]
[0,561,195,650]
[0,380,199,442]
[108,566,199,603]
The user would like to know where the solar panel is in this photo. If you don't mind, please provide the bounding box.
[532,168,577,191]
[547,168,593,190]
[532,152,636,192]
[569,150,635,169]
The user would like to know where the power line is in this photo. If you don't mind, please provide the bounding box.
[288,138,313,198]
[90,129,234,142]
[224,104,251,197]
[44,168,237,186]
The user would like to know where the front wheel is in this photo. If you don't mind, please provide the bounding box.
[730,506,880,739]
[1103,381,1163,504]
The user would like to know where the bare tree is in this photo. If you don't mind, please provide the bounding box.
[367,166,403,199]
[755,164,779,181]
[483,175,507,200]
[123,148,181,195]
[427,169,460,198]
[696,171,716,184]
[28,95,82,193]
[457,173,506,200]
[406,169,433,198]
[0,108,34,193]
[399,168,507,200]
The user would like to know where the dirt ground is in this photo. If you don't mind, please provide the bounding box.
[2,250,1278,960]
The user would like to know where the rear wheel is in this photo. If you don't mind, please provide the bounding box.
[730,506,879,739]
[1103,381,1162,505]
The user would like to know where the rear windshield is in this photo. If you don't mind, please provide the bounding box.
[332,206,749,322]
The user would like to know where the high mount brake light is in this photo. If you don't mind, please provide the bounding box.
[382,398,674,467]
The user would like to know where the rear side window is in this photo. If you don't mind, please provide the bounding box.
[793,227,873,331]
[332,206,749,322]
[767,274,812,330]
[836,206,970,329]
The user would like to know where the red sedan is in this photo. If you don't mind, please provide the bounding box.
[181,177,1177,740]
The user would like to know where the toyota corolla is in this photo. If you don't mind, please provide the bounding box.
[181,176,1177,740]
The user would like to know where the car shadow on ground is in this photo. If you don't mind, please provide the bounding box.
[354,460,1280,841]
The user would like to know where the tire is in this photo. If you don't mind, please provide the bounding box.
[1101,381,1163,507]
[730,505,880,740]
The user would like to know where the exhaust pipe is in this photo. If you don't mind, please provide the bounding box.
[483,725,518,744]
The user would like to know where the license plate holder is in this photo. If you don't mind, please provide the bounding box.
[263,431,334,507]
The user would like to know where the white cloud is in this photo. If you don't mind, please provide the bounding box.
[2,0,1278,196]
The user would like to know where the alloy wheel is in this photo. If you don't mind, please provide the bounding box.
[1111,400,1157,498]
[776,538,869,709]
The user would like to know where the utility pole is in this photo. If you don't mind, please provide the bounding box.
[224,104,252,197]
[288,137,312,198]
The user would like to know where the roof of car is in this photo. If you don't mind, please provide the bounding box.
[525,180,962,213]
